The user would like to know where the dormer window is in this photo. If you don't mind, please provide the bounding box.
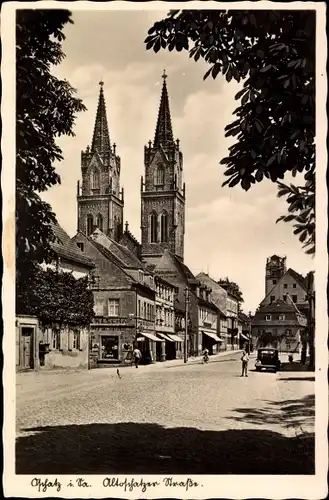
[265,315,272,321]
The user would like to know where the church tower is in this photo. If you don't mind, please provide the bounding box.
[141,71,185,265]
[77,81,124,241]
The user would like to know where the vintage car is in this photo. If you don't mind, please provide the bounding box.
[255,348,281,372]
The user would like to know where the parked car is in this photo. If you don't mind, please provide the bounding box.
[255,348,281,373]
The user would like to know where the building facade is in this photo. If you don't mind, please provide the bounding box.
[252,300,307,352]
[72,229,159,366]
[77,82,124,241]
[141,72,185,266]
[154,276,181,361]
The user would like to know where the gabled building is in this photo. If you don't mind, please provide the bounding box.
[262,255,309,315]
[252,299,307,352]
[71,229,158,366]
[154,276,180,361]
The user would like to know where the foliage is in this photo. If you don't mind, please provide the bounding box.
[18,266,95,328]
[218,277,244,302]
[145,10,315,254]
[16,9,86,312]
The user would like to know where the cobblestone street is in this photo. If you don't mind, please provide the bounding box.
[16,352,315,474]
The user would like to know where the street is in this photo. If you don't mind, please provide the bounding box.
[16,352,315,475]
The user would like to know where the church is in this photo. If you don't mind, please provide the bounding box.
[72,73,223,364]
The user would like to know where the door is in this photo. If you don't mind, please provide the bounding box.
[21,327,34,369]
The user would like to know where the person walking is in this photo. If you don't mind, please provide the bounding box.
[133,347,142,368]
[241,350,249,377]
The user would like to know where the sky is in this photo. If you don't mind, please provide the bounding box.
[43,9,313,314]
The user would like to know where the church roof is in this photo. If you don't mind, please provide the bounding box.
[91,81,111,154]
[153,71,175,149]
[50,223,95,268]
[91,228,145,270]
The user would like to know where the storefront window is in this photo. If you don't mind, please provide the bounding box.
[101,335,119,360]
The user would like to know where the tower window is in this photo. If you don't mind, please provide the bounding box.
[155,166,165,185]
[91,169,100,190]
[160,212,168,242]
[96,214,103,232]
[150,212,158,243]
[87,214,94,236]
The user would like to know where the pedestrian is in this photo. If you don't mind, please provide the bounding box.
[133,347,142,368]
[240,350,249,377]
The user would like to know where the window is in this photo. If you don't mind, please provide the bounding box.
[279,314,285,321]
[292,295,297,303]
[270,296,275,303]
[77,242,84,252]
[265,315,272,321]
[91,169,100,190]
[52,329,60,350]
[293,283,297,288]
[160,212,168,242]
[283,295,287,302]
[96,214,103,232]
[138,300,141,317]
[73,330,80,350]
[156,166,165,185]
[87,214,93,236]
[108,299,119,317]
[150,212,158,243]
[284,284,288,289]
[272,280,277,285]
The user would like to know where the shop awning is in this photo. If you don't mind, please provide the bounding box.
[167,334,184,342]
[202,331,223,342]
[240,333,249,340]
[157,333,175,342]
[137,332,162,342]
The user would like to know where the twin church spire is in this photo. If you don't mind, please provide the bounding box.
[91,80,111,154]
[79,72,184,262]
[153,70,175,149]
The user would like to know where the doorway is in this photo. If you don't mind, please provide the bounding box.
[21,327,34,369]
[100,335,119,361]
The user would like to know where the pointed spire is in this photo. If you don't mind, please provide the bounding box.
[154,70,174,148]
[91,81,111,154]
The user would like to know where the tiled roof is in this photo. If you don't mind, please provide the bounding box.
[51,223,94,268]
[91,229,145,269]
[255,299,301,315]
[170,252,195,280]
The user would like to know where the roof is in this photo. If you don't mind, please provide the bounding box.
[51,223,95,268]
[287,268,308,291]
[198,296,219,312]
[170,252,195,281]
[91,82,111,154]
[255,299,302,315]
[91,229,145,269]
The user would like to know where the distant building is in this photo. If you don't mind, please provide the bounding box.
[252,299,307,352]
[154,276,180,361]
[252,255,312,353]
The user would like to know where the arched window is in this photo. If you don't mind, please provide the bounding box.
[91,169,100,190]
[150,212,158,243]
[160,212,168,242]
[96,214,103,232]
[155,166,164,185]
[87,214,94,236]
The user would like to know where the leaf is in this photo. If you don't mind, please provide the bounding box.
[203,67,212,81]
[228,176,241,188]
[260,64,272,73]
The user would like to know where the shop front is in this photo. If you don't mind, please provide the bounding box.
[202,330,223,354]
[137,331,161,364]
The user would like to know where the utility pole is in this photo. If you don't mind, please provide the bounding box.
[184,286,189,363]
[248,311,252,355]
